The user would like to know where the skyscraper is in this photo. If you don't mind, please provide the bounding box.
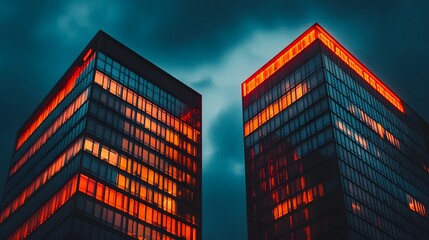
[242,24,429,239]
[0,30,202,240]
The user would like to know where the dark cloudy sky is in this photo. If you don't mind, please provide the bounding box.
[1,1,428,239]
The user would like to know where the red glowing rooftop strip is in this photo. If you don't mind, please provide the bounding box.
[241,24,404,113]
[15,49,94,150]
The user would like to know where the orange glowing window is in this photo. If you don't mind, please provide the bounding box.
[244,82,307,137]
[15,52,95,150]
[242,24,404,113]
[351,202,362,213]
[79,174,196,240]
[336,119,368,150]
[8,175,78,240]
[406,194,426,216]
[94,70,200,144]
[348,105,400,149]
[273,183,324,220]
[10,89,89,176]
[0,139,82,224]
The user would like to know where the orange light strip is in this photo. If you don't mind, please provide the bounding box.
[79,174,197,240]
[7,175,78,240]
[273,183,324,220]
[406,194,426,216]
[242,24,404,113]
[82,48,93,62]
[242,29,316,97]
[10,89,89,176]
[244,82,307,137]
[15,53,95,150]
[0,139,82,224]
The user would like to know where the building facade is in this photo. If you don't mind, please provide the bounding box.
[242,24,429,239]
[0,31,202,240]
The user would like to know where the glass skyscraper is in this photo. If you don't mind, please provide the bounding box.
[0,31,202,240]
[242,24,429,239]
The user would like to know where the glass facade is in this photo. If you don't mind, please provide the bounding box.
[242,24,429,239]
[0,31,202,240]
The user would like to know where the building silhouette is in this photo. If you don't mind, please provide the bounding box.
[242,24,429,239]
[0,31,202,240]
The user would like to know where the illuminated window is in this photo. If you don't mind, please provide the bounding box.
[273,183,324,220]
[78,174,196,240]
[0,139,82,224]
[348,105,400,149]
[93,70,200,144]
[10,89,89,176]
[8,175,79,240]
[242,29,316,97]
[336,119,368,150]
[351,202,362,214]
[244,82,308,136]
[406,194,426,216]
[16,53,95,150]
